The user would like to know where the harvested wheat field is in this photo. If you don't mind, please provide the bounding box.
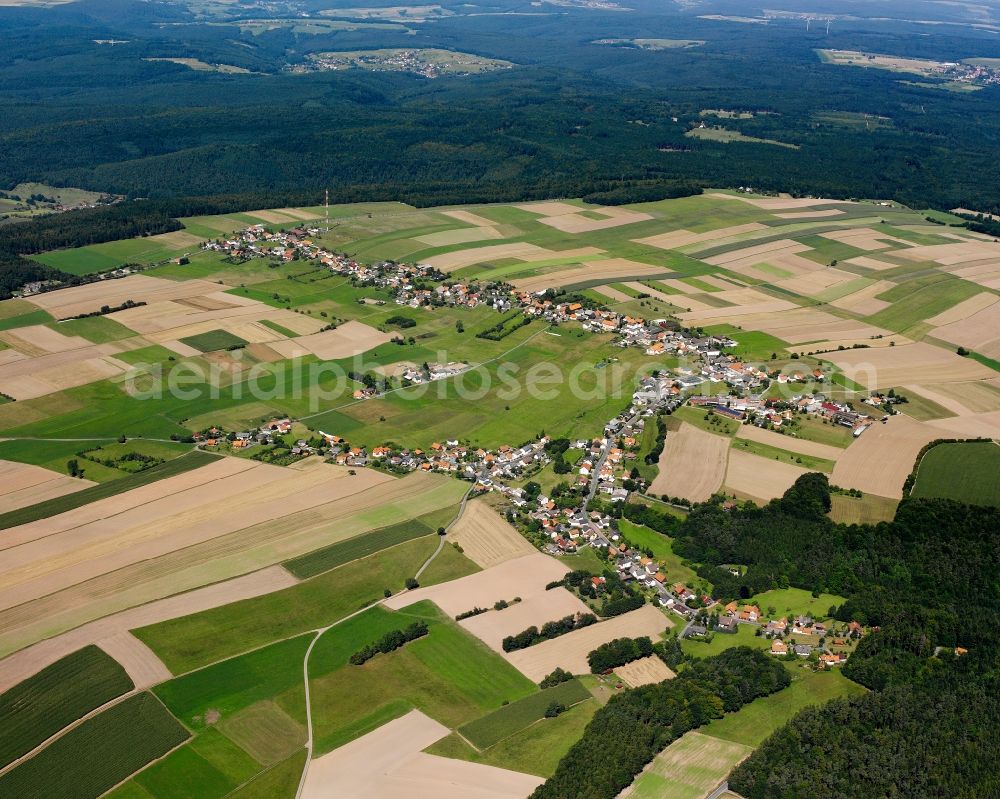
[829,280,895,314]
[267,320,393,359]
[613,655,675,687]
[0,342,133,400]
[593,285,635,303]
[273,207,323,221]
[441,209,502,227]
[25,275,230,319]
[0,461,95,513]
[708,192,853,210]
[776,268,861,298]
[447,499,535,569]
[511,258,666,293]
[0,463,463,655]
[735,425,845,458]
[826,342,994,389]
[650,423,728,502]
[635,224,768,252]
[621,282,679,304]
[0,565,296,691]
[302,710,543,799]
[924,409,1000,439]
[906,380,1000,415]
[819,227,910,251]
[620,731,752,799]
[96,631,172,689]
[538,207,653,234]
[426,243,603,272]
[504,604,672,681]
[514,201,584,217]
[244,209,298,224]
[724,448,809,503]
[146,229,204,249]
[415,226,504,247]
[773,208,846,219]
[931,301,1000,358]
[385,553,568,617]
[845,255,902,271]
[926,292,999,327]
[831,416,940,498]
[459,588,592,652]
[677,297,798,324]
[893,240,1000,266]
[1,324,92,354]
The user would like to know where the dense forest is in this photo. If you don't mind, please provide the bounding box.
[540,474,999,797]
[1,0,1000,210]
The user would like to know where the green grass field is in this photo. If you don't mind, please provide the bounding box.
[680,622,771,658]
[911,441,1000,507]
[308,602,536,755]
[47,316,136,343]
[426,697,600,777]
[458,679,591,749]
[0,692,188,799]
[0,308,55,331]
[746,587,847,620]
[133,729,261,799]
[0,645,134,768]
[0,450,218,530]
[702,666,866,747]
[284,518,435,579]
[133,534,443,673]
[178,329,249,352]
[867,276,983,333]
[671,405,741,437]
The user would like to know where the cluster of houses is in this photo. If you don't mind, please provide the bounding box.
[686,392,875,437]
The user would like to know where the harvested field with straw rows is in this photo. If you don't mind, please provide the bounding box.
[649,422,729,502]
[447,499,536,569]
[826,342,994,389]
[831,416,940,498]
[724,448,809,503]
[0,460,94,513]
[25,275,229,319]
[613,655,676,687]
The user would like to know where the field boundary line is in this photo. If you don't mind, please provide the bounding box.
[294,484,473,798]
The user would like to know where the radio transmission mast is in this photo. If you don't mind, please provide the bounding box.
[325,189,329,230]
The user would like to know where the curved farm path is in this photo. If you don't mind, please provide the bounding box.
[294,485,473,799]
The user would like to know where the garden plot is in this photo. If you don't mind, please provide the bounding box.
[25,275,229,319]
[267,319,393,359]
[458,588,592,652]
[724,448,809,503]
[0,460,95,514]
[447,499,535,569]
[634,223,767,251]
[0,565,296,691]
[826,341,994,389]
[613,655,675,687]
[831,415,940,498]
[504,604,672,681]
[649,423,729,502]
[385,553,569,617]
[302,710,543,799]
[735,425,844,459]
[511,258,666,293]
[818,227,911,251]
[425,243,603,272]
